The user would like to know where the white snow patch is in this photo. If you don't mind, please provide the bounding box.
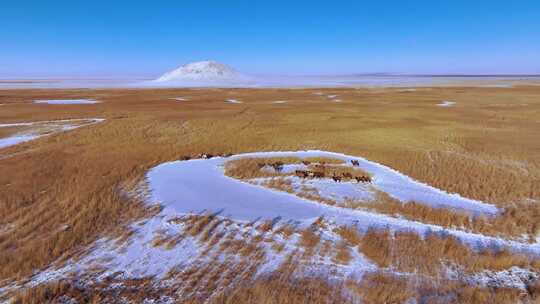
[225,99,243,104]
[438,100,456,107]
[0,118,104,150]
[468,266,538,290]
[170,97,188,101]
[480,84,513,88]
[272,100,288,104]
[0,118,104,128]
[34,99,99,105]
[251,176,375,205]
[0,134,40,149]
[147,159,320,222]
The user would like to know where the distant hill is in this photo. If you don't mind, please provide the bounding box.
[155,61,249,83]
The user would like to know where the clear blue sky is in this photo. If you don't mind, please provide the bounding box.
[1,0,539,77]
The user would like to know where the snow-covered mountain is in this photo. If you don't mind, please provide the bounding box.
[155,61,249,83]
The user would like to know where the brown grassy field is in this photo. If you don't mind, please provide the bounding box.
[12,213,540,304]
[1,85,540,302]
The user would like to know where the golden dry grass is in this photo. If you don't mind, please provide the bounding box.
[356,191,540,241]
[15,270,539,304]
[307,163,370,178]
[224,157,291,179]
[15,274,353,304]
[350,272,414,304]
[359,228,538,276]
[1,86,540,302]
[303,157,345,164]
[350,272,529,304]
[299,227,321,253]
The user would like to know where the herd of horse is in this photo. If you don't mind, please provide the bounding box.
[258,159,372,183]
[180,154,372,184]
[294,169,371,183]
[180,153,233,161]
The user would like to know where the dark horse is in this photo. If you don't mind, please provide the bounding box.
[295,170,309,178]
[355,175,371,183]
[332,174,342,182]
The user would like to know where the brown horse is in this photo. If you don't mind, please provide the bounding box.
[181,156,191,161]
[198,153,213,159]
[313,171,325,178]
[301,160,311,166]
[272,162,284,172]
[342,172,353,180]
[355,175,371,183]
[314,164,325,171]
[295,170,309,178]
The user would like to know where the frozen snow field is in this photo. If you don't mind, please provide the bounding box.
[0,134,39,149]
[33,99,99,104]
[438,100,456,107]
[225,99,243,103]
[169,97,188,101]
[0,118,104,150]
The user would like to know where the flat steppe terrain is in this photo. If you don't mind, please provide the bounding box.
[1,86,540,303]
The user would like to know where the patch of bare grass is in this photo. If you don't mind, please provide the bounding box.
[358,191,540,241]
[303,156,345,164]
[359,229,536,276]
[299,228,320,249]
[334,225,362,246]
[333,241,352,265]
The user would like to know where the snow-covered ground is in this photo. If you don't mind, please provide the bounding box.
[0,75,536,89]
[169,97,188,101]
[0,118,104,150]
[33,99,99,105]
[0,134,39,149]
[438,100,456,107]
[225,99,242,104]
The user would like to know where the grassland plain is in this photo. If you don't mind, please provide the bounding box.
[1,86,540,303]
